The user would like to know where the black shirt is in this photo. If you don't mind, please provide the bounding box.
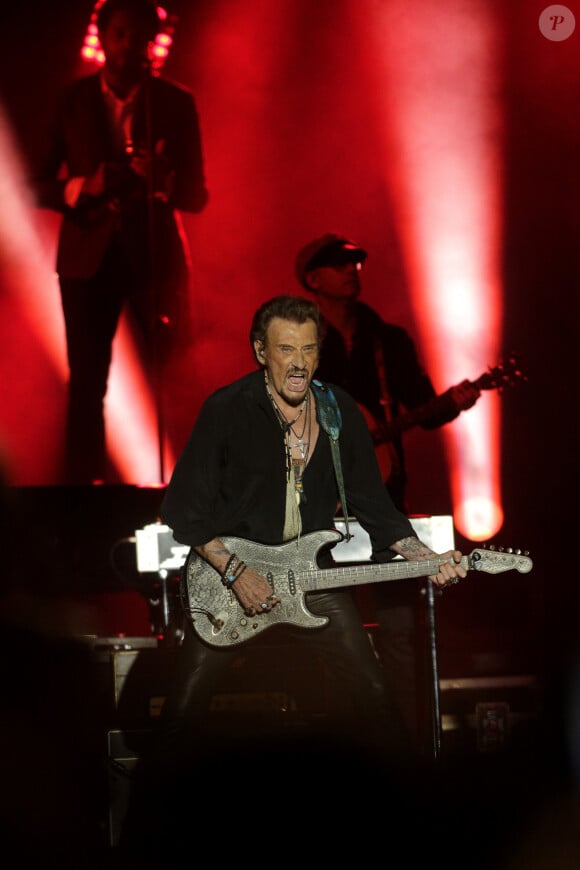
[161,369,414,562]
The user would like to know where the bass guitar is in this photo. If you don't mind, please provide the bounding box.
[182,529,532,649]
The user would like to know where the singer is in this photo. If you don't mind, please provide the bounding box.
[32,0,208,484]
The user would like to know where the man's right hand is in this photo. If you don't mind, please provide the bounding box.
[231,566,280,616]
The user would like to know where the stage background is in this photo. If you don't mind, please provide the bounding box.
[0,0,578,691]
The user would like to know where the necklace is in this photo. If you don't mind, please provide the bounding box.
[290,395,311,502]
[264,371,311,503]
[288,401,309,457]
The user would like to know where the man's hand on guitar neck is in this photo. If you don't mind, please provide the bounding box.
[449,379,480,412]
[391,536,467,588]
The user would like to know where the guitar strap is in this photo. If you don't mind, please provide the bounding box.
[373,334,403,485]
[311,379,351,541]
[373,334,394,423]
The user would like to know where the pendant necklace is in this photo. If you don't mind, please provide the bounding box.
[265,371,311,503]
[289,398,310,458]
[289,394,311,503]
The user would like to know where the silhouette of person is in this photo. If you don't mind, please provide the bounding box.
[33,0,208,483]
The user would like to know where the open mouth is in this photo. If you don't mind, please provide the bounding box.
[287,371,308,392]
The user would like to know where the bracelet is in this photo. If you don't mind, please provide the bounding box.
[223,560,247,587]
[222,554,239,586]
[233,563,247,582]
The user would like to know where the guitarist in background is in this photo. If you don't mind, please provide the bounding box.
[295,233,480,752]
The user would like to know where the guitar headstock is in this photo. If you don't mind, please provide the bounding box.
[476,354,527,392]
[468,547,533,574]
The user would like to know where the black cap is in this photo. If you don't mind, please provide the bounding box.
[295,234,368,289]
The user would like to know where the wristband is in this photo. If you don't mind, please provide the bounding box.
[224,560,247,587]
[221,554,239,586]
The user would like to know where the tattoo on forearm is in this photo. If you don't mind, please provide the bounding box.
[394,536,436,558]
[195,542,229,560]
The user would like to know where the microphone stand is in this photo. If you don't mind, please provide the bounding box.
[141,59,166,485]
[423,579,442,760]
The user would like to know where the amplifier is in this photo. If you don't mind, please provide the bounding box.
[439,674,542,754]
[111,647,178,723]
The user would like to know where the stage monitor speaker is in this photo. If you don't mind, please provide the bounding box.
[438,674,542,755]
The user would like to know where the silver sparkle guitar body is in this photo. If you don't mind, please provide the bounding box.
[181,529,533,649]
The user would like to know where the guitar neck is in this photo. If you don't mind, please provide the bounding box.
[369,355,525,446]
[302,555,469,592]
[377,391,457,442]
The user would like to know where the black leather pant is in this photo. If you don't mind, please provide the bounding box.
[120,591,415,861]
[159,589,410,758]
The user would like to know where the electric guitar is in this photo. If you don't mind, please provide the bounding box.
[361,354,527,482]
[182,529,532,649]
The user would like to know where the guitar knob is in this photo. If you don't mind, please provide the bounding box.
[515,549,521,555]
[506,547,513,554]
